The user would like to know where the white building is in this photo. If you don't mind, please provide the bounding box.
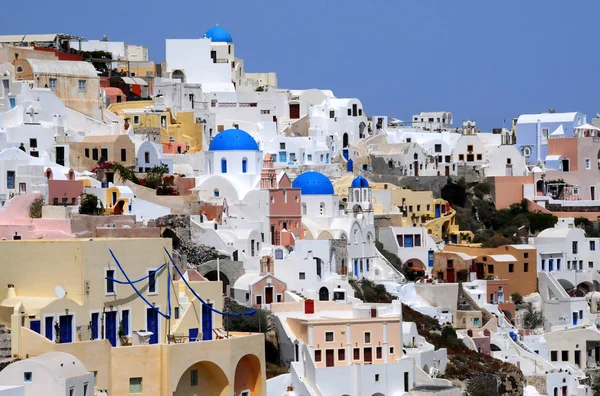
[411,111,453,131]
[0,352,94,396]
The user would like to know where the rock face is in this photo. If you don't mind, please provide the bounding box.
[155,214,229,267]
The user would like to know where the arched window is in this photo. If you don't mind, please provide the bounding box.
[354,190,359,201]
[242,157,248,173]
[207,159,212,174]
[302,202,307,215]
[16,66,23,73]
[319,202,325,215]
[221,158,227,173]
[214,188,219,197]
[414,153,418,160]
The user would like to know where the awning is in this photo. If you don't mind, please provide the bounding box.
[132,77,148,86]
[575,123,600,131]
[121,77,136,85]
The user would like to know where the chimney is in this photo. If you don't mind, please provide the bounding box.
[7,284,16,299]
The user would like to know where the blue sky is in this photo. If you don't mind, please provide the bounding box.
[5,0,598,130]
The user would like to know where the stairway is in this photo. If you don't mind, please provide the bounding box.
[290,291,307,300]
[0,324,11,359]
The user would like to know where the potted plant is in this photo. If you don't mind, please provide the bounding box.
[118,320,130,346]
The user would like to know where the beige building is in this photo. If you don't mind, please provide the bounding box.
[12,58,101,118]
[68,134,135,172]
[0,238,265,396]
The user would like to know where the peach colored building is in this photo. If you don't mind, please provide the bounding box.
[260,155,303,246]
[487,279,516,320]
[445,244,537,296]
[68,134,135,172]
[233,273,286,307]
[433,251,474,283]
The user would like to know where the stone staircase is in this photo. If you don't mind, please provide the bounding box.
[0,324,11,360]
[290,290,307,300]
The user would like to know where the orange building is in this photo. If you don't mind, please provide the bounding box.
[444,244,537,296]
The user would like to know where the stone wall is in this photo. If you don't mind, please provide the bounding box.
[526,375,546,395]
[329,239,348,274]
[457,283,493,325]
[374,215,393,240]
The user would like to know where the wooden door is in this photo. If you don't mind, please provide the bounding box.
[447,268,455,283]
[265,287,274,304]
[414,161,419,176]
[289,103,300,119]
[326,349,334,367]
[363,347,372,363]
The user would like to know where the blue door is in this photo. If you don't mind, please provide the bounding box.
[147,308,159,344]
[343,149,349,160]
[451,235,458,244]
[354,260,358,276]
[30,320,40,334]
[189,328,199,342]
[45,317,54,341]
[221,159,227,173]
[549,259,554,272]
[9,98,15,109]
[91,313,99,340]
[242,159,247,173]
[279,151,287,163]
[106,311,117,347]
[435,205,441,218]
[573,312,578,326]
[428,251,434,267]
[202,303,212,341]
[404,235,413,248]
[347,159,353,172]
[59,315,73,343]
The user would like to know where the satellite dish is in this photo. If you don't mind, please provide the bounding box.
[54,286,66,299]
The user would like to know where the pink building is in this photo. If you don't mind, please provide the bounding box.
[46,168,84,206]
[260,155,303,246]
[162,142,187,154]
[0,194,73,240]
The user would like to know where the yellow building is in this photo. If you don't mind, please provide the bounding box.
[108,101,203,153]
[334,175,474,244]
[0,238,265,395]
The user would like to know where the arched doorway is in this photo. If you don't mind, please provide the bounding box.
[174,361,229,396]
[319,287,329,301]
[342,133,349,160]
[359,122,366,138]
[113,200,125,215]
[234,354,263,395]
[204,270,230,294]
[172,70,186,83]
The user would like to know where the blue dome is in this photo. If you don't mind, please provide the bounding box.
[292,172,334,195]
[351,176,370,188]
[209,129,259,151]
[205,25,233,43]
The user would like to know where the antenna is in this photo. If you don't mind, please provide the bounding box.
[54,285,66,299]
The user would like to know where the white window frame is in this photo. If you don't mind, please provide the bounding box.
[49,78,57,91]
[78,79,86,92]
[586,158,591,170]
[105,268,117,296]
[364,331,372,344]
[325,331,334,343]
[255,294,263,306]
[43,313,56,341]
[147,268,158,296]
[89,310,102,340]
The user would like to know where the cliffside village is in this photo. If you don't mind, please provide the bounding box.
[0,28,599,396]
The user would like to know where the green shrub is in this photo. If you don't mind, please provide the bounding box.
[79,193,103,215]
[28,195,44,218]
[511,293,523,306]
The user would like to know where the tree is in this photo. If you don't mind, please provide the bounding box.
[79,193,103,215]
[522,303,545,330]
[592,375,600,395]
[28,195,44,218]
[511,293,524,306]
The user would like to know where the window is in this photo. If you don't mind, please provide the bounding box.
[338,349,345,361]
[579,310,584,319]
[590,261,594,269]
[315,350,322,362]
[121,148,127,162]
[524,252,529,259]
[541,259,545,270]
[242,158,248,173]
[467,154,474,162]
[458,154,464,161]
[106,269,115,294]
[129,377,143,393]
[364,332,371,344]
[434,144,442,153]
[221,158,227,173]
[347,108,352,116]
[329,110,335,119]
[307,154,312,161]
[586,158,591,169]
[476,154,482,161]
[550,351,558,361]
[524,263,528,272]
[375,374,380,382]
[92,148,99,161]
[562,351,569,361]
[190,369,198,386]
[84,384,88,395]
[404,372,409,392]
[325,332,334,342]
[174,307,180,319]
[24,372,32,382]
[572,241,578,254]
[279,142,286,150]
[6,171,15,189]
[214,188,219,197]
[417,205,421,211]
[508,263,514,273]
[488,265,494,274]
[48,78,57,90]
[148,270,157,294]
[299,272,305,280]
[353,348,360,360]
[85,148,90,158]
[467,145,473,152]
[390,346,395,354]
[256,295,262,305]
[78,80,87,91]
[133,115,140,125]
[29,138,37,148]
[376,346,382,359]
[591,241,596,251]
[16,66,23,73]
[542,128,549,141]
